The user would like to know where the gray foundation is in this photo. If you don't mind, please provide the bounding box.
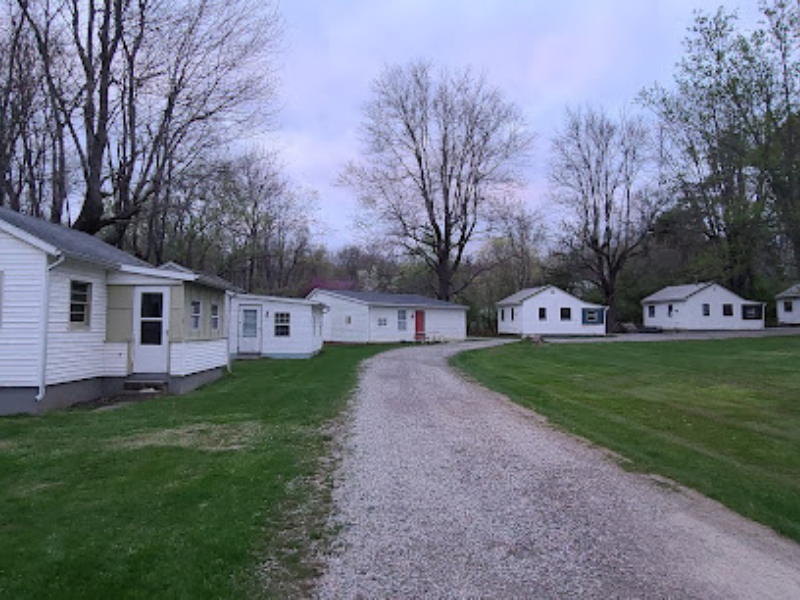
[0,367,226,416]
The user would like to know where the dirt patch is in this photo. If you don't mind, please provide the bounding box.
[114,422,261,452]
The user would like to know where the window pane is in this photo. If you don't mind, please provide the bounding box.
[141,293,163,319]
[70,305,86,323]
[242,309,258,337]
[141,320,162,345]
[275,325,290,337]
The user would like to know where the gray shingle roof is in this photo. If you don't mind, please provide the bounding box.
[0,206,150,268]
[641,283,713,304]
[314,289,467,310]
[496,286,548,306]
[776,284,800,299]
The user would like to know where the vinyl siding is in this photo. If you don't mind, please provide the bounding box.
[170,339,228,376]
[424,308,468,340]
[0,230,47,386]
[45,260,110,385]
[518,288,606,336]
[643,285,764,330]
[183,283,226,341]
[367,306,416,342]
[310,291,370,343]
[230,296,323,357]
[777,298,800,325]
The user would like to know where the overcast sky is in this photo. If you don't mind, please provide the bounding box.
[272,0,762,249]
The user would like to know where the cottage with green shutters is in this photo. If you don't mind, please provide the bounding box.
[496,285,608,337]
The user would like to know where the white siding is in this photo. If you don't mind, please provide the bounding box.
[229,295,323,358]
[368,306,416,343]
[499,287,606,337]
[777,297,800,325]
[45,260,110,385]
[309,291,370,343]
[643,284,764,330]
[424,308,468,341]
[170,339,228,376]
[103,342,129,377]
[0,230,46,386]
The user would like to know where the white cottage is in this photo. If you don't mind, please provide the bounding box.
[0,207,235,415]
[496,286,607,336]
[642,283,765,330]
[307,289,467,343]
[776,284,800,325]
[229,294,324,359]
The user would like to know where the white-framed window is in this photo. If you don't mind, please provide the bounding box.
[539,307,546,320]
[398,309,407,331]
[785,300,794,313]
[70,280,91,327]
[722,303,733,316]
[668,304,674,317]
[500,308,505,321]
[702,303,710,317]
[648,305,655,318]
[511,307,515,320]
[191,300,201,329]
[275,312,290,336]
[377,317,387,327]
[345,315,352,325]
[210,304,220,330]
[560,307,571,321]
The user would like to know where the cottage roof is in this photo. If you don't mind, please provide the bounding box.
[641,283,715,304]
[311,289,468,310]
[776,284,800,299]
[158,262,241,292]
[0,205,150,269]
[496,286,548,306]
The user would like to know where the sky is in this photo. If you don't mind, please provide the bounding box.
[272,0,763,249]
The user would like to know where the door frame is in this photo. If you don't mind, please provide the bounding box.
[415,309,425,341]
[132,286,171,374]
[238,304,263,354]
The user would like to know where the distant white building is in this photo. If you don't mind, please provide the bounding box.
[776,284,800,325]
[496,286,607,337]
[229,294,324,359]
[306,289,467,343]
[642,283,765,330]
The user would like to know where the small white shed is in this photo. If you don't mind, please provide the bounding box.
[306,289,467,343]
[229,294,324,359]
[642,283,765,330]
[776,284,800,325]
[496,286,607,336]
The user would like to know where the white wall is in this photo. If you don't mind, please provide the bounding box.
[777,297,800,325]
[643,285,764,330]
[424,308,467,341]
[517,287,606,336]
[497,305,522,335]
[0,230,47,387]
[45,260,111,385]
[367,306,416,343]
[230,296,324,357]
[309,291,370,343]
[170,339,228,376]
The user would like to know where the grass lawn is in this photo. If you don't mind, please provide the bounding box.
[0,345,391,598]
[452,336,800,544]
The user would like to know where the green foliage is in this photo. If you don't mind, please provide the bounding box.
[453,337,800,543]
[0,345,391,598]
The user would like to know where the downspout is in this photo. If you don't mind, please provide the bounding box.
[36,254,65,402]
[226,290,234,373]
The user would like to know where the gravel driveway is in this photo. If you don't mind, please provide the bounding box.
[316,341,800,599]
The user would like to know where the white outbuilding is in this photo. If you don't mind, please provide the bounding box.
[641,283,765,330]
[776,284,800,325]
[306,289,467,343]
[229,294,324,359]
[496,285,608,337]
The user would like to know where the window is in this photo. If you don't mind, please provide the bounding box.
[560,307,571,321]
[377,317,388,327]
[582,308,604,325]
[190,300,201,329]
[275,312,290,336]
[242,309,258,338]
[742,304,763,320]
[702,303,710,317]
[397,310,407,331]
[345,315,352,325]
[511,308,515,320]
[211,304,220,330]
[539,307,546,320]
[784,300,794,313]
[722,303,733,317]
[668,304,674,317]
[70,281,91,327]
[647,305,655,318]
[500,309,505,322]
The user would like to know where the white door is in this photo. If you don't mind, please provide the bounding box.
[133,287,170,373]
[238,305,262,354]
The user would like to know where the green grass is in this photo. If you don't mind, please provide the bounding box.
[452,336,800,544]
[0,345,392,598]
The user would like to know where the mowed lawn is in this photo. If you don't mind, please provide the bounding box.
[0,345,391,598]
[452,336,800,544]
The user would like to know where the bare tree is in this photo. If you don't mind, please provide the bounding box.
[342,61,533,300]
[551,106,666,326]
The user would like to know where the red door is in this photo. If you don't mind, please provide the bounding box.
[415,310,425,341]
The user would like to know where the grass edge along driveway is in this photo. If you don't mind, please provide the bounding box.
[0,344,393,599]
[451,336,800,545]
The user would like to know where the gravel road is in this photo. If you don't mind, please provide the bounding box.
[316,340,800,599]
